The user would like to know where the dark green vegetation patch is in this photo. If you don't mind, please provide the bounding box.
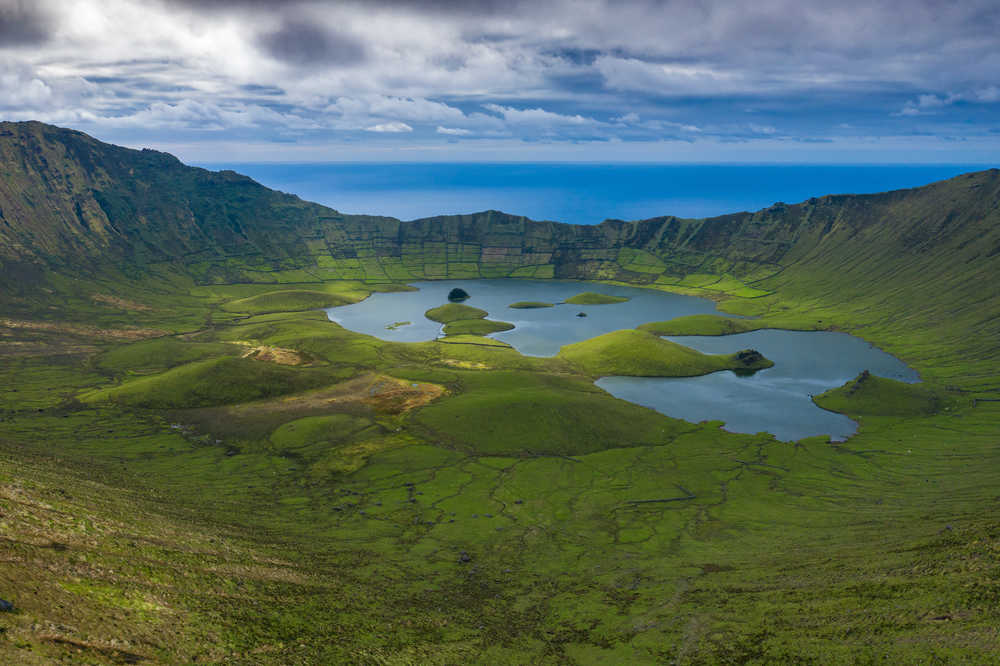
[447,287,470,301]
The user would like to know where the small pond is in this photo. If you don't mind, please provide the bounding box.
[326,279,920,441]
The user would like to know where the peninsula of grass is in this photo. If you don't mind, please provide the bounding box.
[564,292,629,305]
[639,313,825,336]
[424,302,488,323]
[385,321,411,330]
[559,328,773,377]
[508,301,554,309]
[435,334,512,348]
[442,318,514,336]
[814,370,956,417]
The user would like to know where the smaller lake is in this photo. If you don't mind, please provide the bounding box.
[598,330,920,442]
[327,279,920,442]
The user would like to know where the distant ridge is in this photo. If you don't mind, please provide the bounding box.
[0,120,996,285]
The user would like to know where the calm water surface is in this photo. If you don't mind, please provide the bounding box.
[327,279,919,441]
[326,279,718,356]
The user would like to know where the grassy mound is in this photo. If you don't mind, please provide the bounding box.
[424,303,488,323]
[411,370,686,456]
[270,413,374,450]
[559,329,773,377]
[222,289,360,315]
[442,318,515,336]
[82,356,348,409]
[564,292,629,305]
[639,314,762,336]
[96,337,235,373]
[814,371,954,417]
[508,301,554,308]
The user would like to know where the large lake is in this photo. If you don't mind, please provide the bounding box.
[326,279,919,442]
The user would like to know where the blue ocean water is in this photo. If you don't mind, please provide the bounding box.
[198,162,984,224]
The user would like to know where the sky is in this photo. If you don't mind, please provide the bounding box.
[1,0,999,163]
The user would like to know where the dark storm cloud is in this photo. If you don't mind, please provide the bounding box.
[257,20,365,66]
[0,1,50,46]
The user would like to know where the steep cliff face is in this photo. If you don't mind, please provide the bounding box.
[1,121,998,303]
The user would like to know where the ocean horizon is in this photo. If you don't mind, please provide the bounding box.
[196,162,988,225]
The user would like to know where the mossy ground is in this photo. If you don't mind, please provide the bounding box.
[2,271,999,664]
[563,292,629,305]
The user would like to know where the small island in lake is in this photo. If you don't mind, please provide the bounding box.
[564,292,629,305]
[448,287,470,302]
[509,301,555,309]
[425,302,513,336]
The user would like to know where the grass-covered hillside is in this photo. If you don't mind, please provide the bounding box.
[1,123,999,663]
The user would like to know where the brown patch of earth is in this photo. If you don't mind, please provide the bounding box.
[0,319,166,341]
[0,339,99,358]
[440,359,491,370]
[239,344,307,366]
[221,372,445,419]
[91,294,154,312]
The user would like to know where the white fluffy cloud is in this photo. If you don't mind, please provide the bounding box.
[365,121,413,133]
[0,0,995,158]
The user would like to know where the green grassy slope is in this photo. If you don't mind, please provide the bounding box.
[84,356,354,409]
[638,313,824,335]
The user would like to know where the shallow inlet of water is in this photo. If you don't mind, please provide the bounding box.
[326,279,919,441]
